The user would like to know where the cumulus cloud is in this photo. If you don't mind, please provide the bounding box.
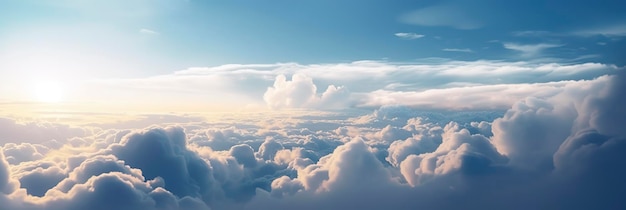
[248,70,626,209]
[107,127,216,199]
[0,70,624,209]
[400,122,506,186]
[0,152,18,194]
[257,138,284,160]
[386,118,443,167]
[264,74,350,110]
[2,143,46,164]
[15,161,65,197]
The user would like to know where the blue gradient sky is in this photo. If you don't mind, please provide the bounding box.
[1,0,624,79]
[1,2,626,210]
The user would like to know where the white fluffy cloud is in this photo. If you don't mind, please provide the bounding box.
[0,70,624,209]
[2,143,46,165]
[264,74,350,110]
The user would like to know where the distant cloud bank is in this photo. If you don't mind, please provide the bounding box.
[0,70,624,210]
[68,60,619,112]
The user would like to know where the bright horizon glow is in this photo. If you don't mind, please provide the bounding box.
[0,1,624,209]
[30,80,65,103]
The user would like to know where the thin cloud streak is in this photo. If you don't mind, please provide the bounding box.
[394,33,425,40]
[442,48,473,53]
[139,28,159,35]
[503,43,563,57]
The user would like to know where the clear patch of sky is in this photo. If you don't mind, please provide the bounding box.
[0,0,624,80]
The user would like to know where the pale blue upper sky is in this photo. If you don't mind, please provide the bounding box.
[1,2,626,209]
[1,0,624,80]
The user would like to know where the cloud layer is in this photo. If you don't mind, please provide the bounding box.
[0,69,624,209]
[62,60,620,112]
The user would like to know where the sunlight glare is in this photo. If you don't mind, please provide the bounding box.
[31,81,65,103]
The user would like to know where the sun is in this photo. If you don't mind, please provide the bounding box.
[31,81,65,103]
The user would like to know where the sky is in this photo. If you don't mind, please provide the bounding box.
[1,0,625,114]
[0,0,625,210]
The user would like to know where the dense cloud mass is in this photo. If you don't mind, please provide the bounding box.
[0,72,624,209]
[264,74,350,110]
[76,60,619,111]
[0,118,91,145]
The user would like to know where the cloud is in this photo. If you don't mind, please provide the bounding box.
[258,138,284,160]
[107,127,216,199]
[14,161,65,197]
[0,152,18,194]
[66,60,618,112]
[140,61,617,91]
[139,28,159,35]
[400,122,506,186]
[394,32,425,40]
[0,118,91,145]
[386,118,443,167]
[2,143,46,164]
[0,71,624,209]
[442,48,473,53]
[511,30,555,37]
[263,74,350,110]
[491,96,578,170]
[251,70,626,210]
[360,79,603,110]
[400,4,482,29]
[573,24,626,37]
[513,26,626,39]
[503,43,563,57]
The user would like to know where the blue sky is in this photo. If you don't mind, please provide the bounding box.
[1,0,625,79]
[1,0,625,113]
[1,1,626,210]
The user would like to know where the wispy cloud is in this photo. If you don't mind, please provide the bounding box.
[513,25,626,39]
[66,60,615,112]
[362,79,597,110]
[139,28,159,35]
[503,43,562,57]
[511,30,555,37]
[394,32,425,40]
[400,4,482,30]
[573,24,626,37]
[442,48,473,53]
